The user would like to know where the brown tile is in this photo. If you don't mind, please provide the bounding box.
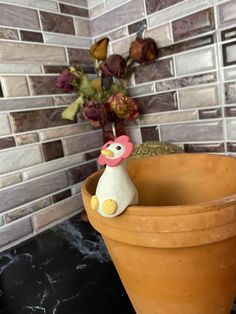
[0,3,40,30]
[128,19,147,35]
[0,27,19,40]
[0,97,54,111]
[52,189,72,203]
[141,126,159,142]
[29,75,64,95]
[135,92,177,114]
[198,108,222,119]
[218,0,236,27]
[184,143,224,153]
[159,35,214,58]
[68,161,97,185]
[227,142,236,153]
[62,130,103,156]
[0,217,33,248]
[0,137,16,150]
[172,8,215,42]
[221,27,236,41]
[10,108,74,133]
[225,106,236,117]
[32,195,82,231]
[20,30,43,43]
[0,171,69,212]
[43,65,68,74]
[67,48,94,72]
[145,0,184,14]
[42,140,64,161]
[90,0,145,36]
[134,58,174,84]
[15,133,39,146]
[155,72,217,92]
[40,11,75,35]
[222,41,236,67]
[225,82,236,104]
[84,149,100,161]
[4,197,52,223]
[59,3,89,17]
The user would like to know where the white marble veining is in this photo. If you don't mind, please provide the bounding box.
[175,47,216,76]
[0,145,43,175]
[0,113,11,137]
[178,85,219,109]
[22,153,84,181]
[44,33,92,48]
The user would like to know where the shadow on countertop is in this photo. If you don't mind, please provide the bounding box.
[0,215,135,314]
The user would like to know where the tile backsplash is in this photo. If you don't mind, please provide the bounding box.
[0,0,236,250]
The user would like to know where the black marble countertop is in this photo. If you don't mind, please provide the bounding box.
[0,215,235,314]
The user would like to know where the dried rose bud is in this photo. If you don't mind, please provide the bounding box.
[90,37,109,61]
[81,100,107,127]
[129,37,158,63]
[108,93,139,120]
[55,69,75,93]
[100,54,127,78]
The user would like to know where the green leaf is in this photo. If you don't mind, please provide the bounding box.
[109,83,126,95]
[79,74,95,97]
[61,95,84,121]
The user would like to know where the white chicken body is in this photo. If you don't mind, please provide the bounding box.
[96,162,138,218]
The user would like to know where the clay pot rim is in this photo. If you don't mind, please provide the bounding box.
[82,153,236,216]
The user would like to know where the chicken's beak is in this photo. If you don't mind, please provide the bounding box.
[101,149,114,157]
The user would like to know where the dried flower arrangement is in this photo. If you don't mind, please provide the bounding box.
[56,30,158,141]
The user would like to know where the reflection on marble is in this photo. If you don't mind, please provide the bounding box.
[0,215,135,314]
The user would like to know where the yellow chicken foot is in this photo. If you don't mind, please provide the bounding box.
[102,199,118,215]
[91,195,99,210]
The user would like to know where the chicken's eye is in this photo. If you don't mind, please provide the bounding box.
[116,146,121,150]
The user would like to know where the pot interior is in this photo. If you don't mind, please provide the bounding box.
[85,154,236,207]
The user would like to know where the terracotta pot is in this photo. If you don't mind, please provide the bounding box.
[81,154,236,314]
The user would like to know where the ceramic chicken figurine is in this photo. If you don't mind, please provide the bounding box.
[91,135,138,218]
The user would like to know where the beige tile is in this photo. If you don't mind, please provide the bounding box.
[44,33,92,48]
[226,119,236,140]
[0,144,43,175]
[178,85,219,109]
[22,153,84,180]
[1,76,29,97]
[112,35,135,55]
[126,127,142,144]
[0,172,22,189]
[74,18,91,37]
[0,42,67,65]
[0,217,33,248]
[38,124,94,141]
[62,130,103,156]
[146,23,172,48]
[0,113,11,136]
[1,0,59,12]
[140,110,197,125]
[0,97,54,111]
[32,195,83,231]
[127,83,154,97]
[89,2,105,18]
[0,64,42,74]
